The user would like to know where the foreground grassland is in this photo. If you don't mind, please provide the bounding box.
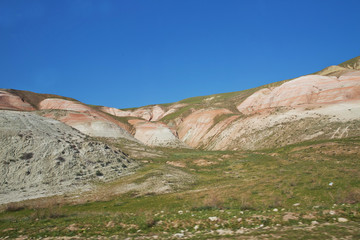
[1,138,360,239]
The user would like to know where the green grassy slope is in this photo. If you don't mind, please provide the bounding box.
[338,56,360,70]
[159,78,293,123]
[1,137,359,239]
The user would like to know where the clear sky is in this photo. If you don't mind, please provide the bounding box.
[1,0,360,108]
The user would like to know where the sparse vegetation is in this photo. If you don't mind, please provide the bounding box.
[1,137,359,239]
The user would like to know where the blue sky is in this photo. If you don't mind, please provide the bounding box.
[1,0,360,108]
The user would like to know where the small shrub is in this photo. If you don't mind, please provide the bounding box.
[191,205,216,211]
[239,195,256,211]
[268,195,283,208]
[337,189,360,204]
[96,170,103,176]
[202,191,224,209]
[30,198,66,219]
[146,217,157,228]
[5,202,25,212]
[31,207,65,219]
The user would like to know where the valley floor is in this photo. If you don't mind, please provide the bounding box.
[1,137,360,239]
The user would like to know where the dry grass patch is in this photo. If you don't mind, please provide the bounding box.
[166,161,186,168]
[193,159,217,166]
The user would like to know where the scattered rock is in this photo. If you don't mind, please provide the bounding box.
[302,213,316,220]
[311,221,319,225]
[282,212,299,221]
[67,224,79,231]
[236,229,245,234]
[338,217,348,222]
[173,233,184,238]
[216,229,234,235]
[208,217,218,222]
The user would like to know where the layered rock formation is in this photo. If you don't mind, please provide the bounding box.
[128,119,186,147]
[170,70,360,150]
[101,104,187,122]
[237,73,360,115]
[85,59,360,150]
[0,110,137,204]
[0,90,35,111]
[101,105,165,121]
[177,108,232,148]
[38,98,135,140]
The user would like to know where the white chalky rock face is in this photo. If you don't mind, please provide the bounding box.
[101,105,164,121]
[129,119,187,148]
[101,104,188,122]
[0,110,137,204]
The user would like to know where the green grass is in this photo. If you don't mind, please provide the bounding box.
[1,138,359,239]
[338,55,360,69]
[158,77,295,123]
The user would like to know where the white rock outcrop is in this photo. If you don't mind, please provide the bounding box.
[0,110,137,204]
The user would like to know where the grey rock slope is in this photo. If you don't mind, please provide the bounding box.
[0,110,137,204]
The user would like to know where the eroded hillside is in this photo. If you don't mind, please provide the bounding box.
[2,56,359,151]
[100,56,360,150]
